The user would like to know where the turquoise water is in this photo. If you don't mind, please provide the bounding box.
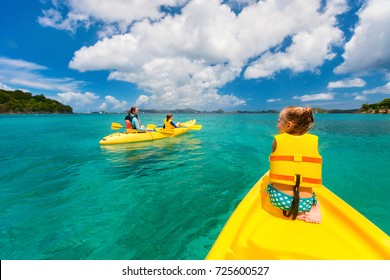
[0,113,389,259]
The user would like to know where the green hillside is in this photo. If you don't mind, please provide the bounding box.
[359,98,390,113]
[0,89,73,114]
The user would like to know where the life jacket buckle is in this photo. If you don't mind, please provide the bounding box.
[294,154,302,162]
[283,174,301,220]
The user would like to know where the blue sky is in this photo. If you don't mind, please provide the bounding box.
[1,0,389,112]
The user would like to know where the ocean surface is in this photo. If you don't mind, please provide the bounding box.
[1,113,389,260]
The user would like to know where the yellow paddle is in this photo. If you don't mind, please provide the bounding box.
[185,124,202,130]
[144,124,173,134]
[111,122,201,133]
[111,122,124,130]
[110,122,157,132]
[146,124,157,129]
[146,123,202,130]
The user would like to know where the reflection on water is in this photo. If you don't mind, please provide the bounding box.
[100,136,201,152]
[100,135,203,164]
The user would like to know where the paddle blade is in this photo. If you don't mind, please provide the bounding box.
[146,124,157,129]
[111,122,123,130]
[188,124,202,130]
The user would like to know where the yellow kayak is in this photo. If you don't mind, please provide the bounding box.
[206,171,390,260]
[100,119,197,145]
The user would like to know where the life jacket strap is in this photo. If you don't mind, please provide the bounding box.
[283,174,300,220]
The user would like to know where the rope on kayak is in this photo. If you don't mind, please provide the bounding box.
[283,174,300,220]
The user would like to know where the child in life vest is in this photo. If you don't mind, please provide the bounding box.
[163,114,181,130]
[267,106,322,223]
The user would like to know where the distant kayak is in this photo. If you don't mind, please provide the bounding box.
[99,119,199,145]
[206,171,390,260]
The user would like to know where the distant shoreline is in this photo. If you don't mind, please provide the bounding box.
[2,90,388,115]
[1,109,389,115]
[358,109,389,114]
[83,108,389,114]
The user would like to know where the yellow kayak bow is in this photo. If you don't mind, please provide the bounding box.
[206,171,390,260]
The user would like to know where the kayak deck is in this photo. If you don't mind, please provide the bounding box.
[206,171,390,260]
[99,119,196,145]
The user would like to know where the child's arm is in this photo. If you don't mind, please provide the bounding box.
[272,139,277,152]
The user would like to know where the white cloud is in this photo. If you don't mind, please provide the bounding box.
[63,0,349,110]
[0,57,83,92]
[0,56,130,113]
[335,0,390,74]
[107,56,244,109]
[0,83,13,91]
[267,98,281,103]
[9,78,58,91]
[56,91,99,103]
[245,24,344,78]
[55,91,99,111]
[0,57,47,70]
[53,92,128,112]
[38,8,91,33]
[135,95,150,107]
[328,78,366,88]
[99,95,128,112]
[362,81,390,95]
[293,93,334,102]
[38,0,188,35]
[354,95,367,101]
[243,0,347,78]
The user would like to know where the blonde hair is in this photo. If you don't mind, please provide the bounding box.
[283,106,314,135]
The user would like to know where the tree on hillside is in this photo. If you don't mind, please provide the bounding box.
[360,98,390,112]
[379,98,390,108]
[0,89,73,114]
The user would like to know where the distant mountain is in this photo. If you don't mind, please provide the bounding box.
[0,89,73,114]
[140,108,362,114]
[139,108,281,114]
[140,108,202,114]
[3,88,387,115]
[312,108,359,114]
[233,110,280,114]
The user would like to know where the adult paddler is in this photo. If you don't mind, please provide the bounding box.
[124,107,150,132]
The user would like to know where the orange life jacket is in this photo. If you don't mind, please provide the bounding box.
[125,115,140,130]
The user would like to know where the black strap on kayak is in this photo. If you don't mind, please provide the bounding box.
[283,174,300,220]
